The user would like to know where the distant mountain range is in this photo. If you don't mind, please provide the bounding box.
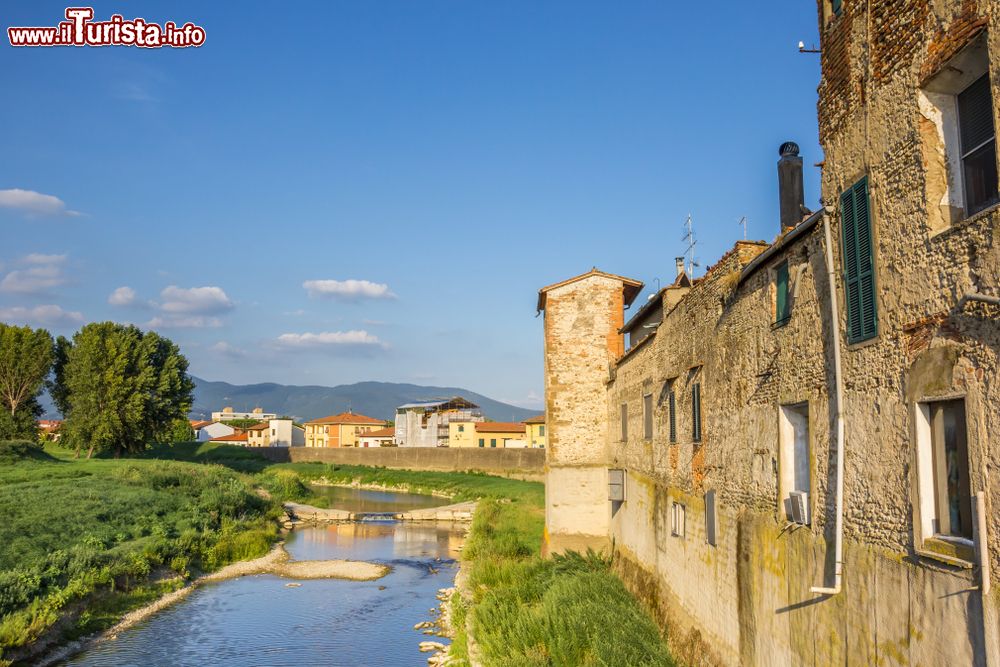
[186,377,539,423]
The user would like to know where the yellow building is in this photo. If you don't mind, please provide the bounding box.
[523,414,546,448]
[447,420,479,447]
[473,422,527,448]
[303,412,386,448]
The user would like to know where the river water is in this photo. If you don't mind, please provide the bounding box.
[64,489,463,667]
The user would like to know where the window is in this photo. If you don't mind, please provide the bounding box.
[705,490,718,546]
[643,393,653,440]
[916,399,972,541]
[271,429,276,436]
[539,425,545,436]
[775,261,791,325]
[478,438,484,448]
[841,177,878,343]
[490,438,497,448]
[458,425,464,432]
[958,75,998,215]
[691,383,702,442]
[671,502,686,538]
[608,469,625,502]
[778,403,811,524]
[668,387,677,443]
[831,0,842,16]
[620,403,628,442]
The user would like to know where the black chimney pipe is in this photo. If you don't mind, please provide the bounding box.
[777,142,804,233]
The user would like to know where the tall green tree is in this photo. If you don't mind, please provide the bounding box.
[0,324,53,440]
[54,323,195,458]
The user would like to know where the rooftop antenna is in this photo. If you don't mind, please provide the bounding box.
[682,214,700,277]
[798,41,821,54]
[738,216,748,240]
[647,277,661,300]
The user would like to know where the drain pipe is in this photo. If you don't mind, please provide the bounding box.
[959,292,1000,308]
[811,209,846,596]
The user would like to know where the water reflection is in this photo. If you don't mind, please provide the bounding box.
[308,486,444,514]
[64,522,465,667]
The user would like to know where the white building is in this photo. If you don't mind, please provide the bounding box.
[195,421,236,441]
[211,406,277,422]
[357,427,395,448]
[395,397,482,447]
[246,419,305,447]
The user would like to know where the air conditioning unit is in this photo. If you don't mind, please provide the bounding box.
[788,491,810,525]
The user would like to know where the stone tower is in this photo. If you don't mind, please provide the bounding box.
[536,269,643,553]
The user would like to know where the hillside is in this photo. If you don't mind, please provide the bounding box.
[187,377,538,422]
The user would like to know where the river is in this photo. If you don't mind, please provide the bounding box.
[63,488,463,667]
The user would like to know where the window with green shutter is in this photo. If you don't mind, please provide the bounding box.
[831,0,842,16]
[478,438,484,448]
[692,383,702,443]
[490,439,496,448]
[775,261,791,325]
[841,177,877,343]
[668,389,677,443]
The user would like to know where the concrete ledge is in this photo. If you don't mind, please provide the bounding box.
[283,500,477,524]
[256,446,544,480]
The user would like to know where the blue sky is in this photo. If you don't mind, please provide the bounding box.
[1,2,821,409]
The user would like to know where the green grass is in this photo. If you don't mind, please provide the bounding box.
[458,499,675,667]
[0,445,280,664]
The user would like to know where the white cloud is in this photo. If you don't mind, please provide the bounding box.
[0,254,68,294]
[108,286,137,306]
[274,330,385,349]
[210,341,247,358]
[147,315,223,329]
[303,279,396,301]
[159,285,234,315]
[0,304,84,327]
[0,189,81,217]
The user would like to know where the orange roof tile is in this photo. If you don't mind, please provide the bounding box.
[244,421,271,431]
[360,427,396,438]
[209,432,248,443]
[305,412,385,426]
[475,422,526,434]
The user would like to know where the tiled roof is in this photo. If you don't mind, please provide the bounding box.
[360,427,396,438]
[475,422,526,434]
[190,420,213,429]
[209,432,248,443]
[244,421,270,431]
[305,412,385,426]
[537,268,644,312]
[522,414,545,424]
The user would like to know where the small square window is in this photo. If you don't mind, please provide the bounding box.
[671,502,686,538]
[458,425,464,432]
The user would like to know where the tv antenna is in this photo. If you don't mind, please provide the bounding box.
[798,41,820,54]
[738,216,748,240]
[682,214,700,277]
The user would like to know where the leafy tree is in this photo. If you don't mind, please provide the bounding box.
[53,323,195,458]
[47,335,71,417]
[0,324,53,440]
[163,417,195,443]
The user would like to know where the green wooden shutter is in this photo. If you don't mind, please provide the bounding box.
[668,390,677,443]
[775,261,790,324]
[831,0,842,15]
[841,177,877,343]
[692,383,702,442]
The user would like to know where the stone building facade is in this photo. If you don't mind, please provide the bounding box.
[538,1,1000,664]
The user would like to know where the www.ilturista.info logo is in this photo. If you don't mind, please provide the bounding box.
[8,7,206,48]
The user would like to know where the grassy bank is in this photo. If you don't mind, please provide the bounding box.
[0,441,280,666]
[455,499,675,666]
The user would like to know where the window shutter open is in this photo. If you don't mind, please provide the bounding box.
[692,383,702,442]
[668,390,677,443]
[776,262,790,324]
[958,76,996,154]
[841,177,877,343]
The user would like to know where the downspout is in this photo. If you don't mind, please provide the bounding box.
[811,210,846,596]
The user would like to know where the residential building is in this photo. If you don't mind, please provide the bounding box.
[212,406,277,422]
[447,420,478,447]
[473,422,526,448]
[37,419,62,441]
[208,432,248,446]
[245,419,302,447]
[195,421,236,442]
[523,414,547,448]
[357,427,395,448]
[539,2,1000,659]
[395,397,482,447]
[304,412,386,448]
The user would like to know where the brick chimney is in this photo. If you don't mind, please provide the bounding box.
[777,141,804,233]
